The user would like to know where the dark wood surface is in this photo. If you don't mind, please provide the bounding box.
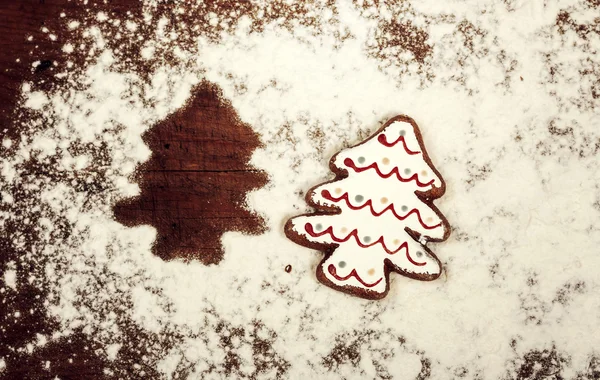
[0,1,266,261]
[113,82,266,264]
[0,1,266,378]
[1,3,113,378]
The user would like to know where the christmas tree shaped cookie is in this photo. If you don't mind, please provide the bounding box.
[285,115,450,299]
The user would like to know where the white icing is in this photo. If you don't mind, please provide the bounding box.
[288,118,447,295]
[308,171,447,240]
[333,120,443,190]
[316,238,441,295]
[289,212,441,289]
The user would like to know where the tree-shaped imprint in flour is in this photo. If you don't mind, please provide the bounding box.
[285,115,450,299]
[113,82,267,264]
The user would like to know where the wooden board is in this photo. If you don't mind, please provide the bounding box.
[113,82,267,263]
[0,1,266,263]
[0,2,267,378]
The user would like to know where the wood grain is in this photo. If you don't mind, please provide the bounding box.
[0,1,267,263]
[0,3,113,379]
[0,1,267,377]
[113,82,267,263]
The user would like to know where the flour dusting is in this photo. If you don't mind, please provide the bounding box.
[1,0,600,378]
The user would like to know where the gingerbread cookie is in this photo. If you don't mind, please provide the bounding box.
[285,115,450,300]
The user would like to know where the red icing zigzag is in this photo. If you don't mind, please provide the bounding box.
[343,158,435,187]
[377,134,420,155]
[304,223,426,266]
[327,264,383,288]
[320,190,441,230]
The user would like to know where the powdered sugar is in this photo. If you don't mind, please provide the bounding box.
[1,0,600,378]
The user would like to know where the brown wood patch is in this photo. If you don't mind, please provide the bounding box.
[113,82,267,264]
